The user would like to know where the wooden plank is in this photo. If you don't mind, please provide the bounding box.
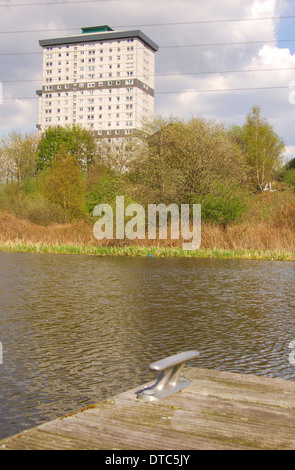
[1,367,295,450]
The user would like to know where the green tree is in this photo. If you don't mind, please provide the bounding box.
[98,137,136,174]
[128,116,249,213]
[42,145,86,222]
[230,106,285,191]
[0,131,38,185]
[199,183,248,228]
[279,157,295,190]
[287,157,295,170]
[85,166,124,213]
[37,125,99,171]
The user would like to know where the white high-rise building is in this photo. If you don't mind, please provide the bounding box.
[36,25,158,139]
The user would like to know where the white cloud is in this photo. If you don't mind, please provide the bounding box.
[251,0,277,16]
[285,145,295,161]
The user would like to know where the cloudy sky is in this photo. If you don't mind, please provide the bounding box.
[0,0,295,161]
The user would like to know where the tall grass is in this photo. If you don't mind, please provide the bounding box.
[0,241,294,261]
[0,207,294,261]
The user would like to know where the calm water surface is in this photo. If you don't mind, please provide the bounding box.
[0,252,294,440]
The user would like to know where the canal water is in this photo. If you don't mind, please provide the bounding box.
[0,252,294,440]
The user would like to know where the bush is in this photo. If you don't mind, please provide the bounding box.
[85,165,135,213]
[281,169,295,189]
[21,196,66,225]
[197,183,248,228]
[86,171,124,213]
[0,182,66,225]
[0,182,25,215]
[279,159,295,190]
[42,145,87,222]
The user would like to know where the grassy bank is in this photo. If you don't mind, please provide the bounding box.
[0,240,294,260]
[0,209,294,261]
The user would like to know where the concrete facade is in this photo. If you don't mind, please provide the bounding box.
[36,26,158,140]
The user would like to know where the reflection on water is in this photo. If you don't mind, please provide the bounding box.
[0,252,294,439]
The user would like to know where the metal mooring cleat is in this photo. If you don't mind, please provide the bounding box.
[136,350,200,402]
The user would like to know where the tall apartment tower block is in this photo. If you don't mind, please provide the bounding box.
[36,25,158,139]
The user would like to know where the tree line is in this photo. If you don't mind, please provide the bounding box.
[0,106,293,227]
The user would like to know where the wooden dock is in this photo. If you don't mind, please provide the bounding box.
[1,367,295,450]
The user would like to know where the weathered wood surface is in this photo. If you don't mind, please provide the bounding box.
[1,367,295,450]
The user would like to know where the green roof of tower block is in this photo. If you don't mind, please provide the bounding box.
[82,25,114,34]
